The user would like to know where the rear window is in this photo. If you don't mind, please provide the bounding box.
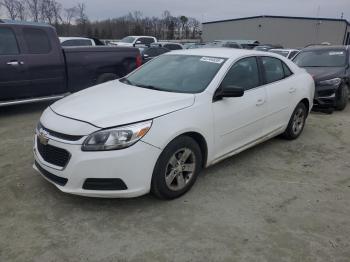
[23,28,51,54]
[0,28,19,55]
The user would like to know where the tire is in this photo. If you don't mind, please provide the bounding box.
[96,73,118,85]
[151,136,202,200]
[335,85,349,111]
[282,102,307,140]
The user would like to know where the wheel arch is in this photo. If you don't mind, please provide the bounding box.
[164,131,208,168]
[299,98,310,116]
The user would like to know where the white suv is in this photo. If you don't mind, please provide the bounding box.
[33,48,314,199]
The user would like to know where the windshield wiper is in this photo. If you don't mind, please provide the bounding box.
[134,84,163,91]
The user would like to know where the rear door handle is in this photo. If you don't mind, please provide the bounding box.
[6,61,24,66]
[289,87,296,93]
[256,98,265,106]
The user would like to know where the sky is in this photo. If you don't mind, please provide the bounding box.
[57,0,350,22]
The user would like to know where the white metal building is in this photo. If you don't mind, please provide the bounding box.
[202,15,350,48]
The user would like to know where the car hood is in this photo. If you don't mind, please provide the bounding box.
[50,80,195,128]
[303,67,345,82]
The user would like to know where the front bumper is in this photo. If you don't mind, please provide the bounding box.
[313,85,338,108]
[33,135,161,198]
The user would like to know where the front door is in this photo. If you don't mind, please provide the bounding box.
[212,56,268,160]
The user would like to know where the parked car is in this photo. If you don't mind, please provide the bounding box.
[139,46,170,63]
[33,48,314,199]
[269,49,299,59]
[185,43,206,49]
[0,21,141,106]
[151,42,184,50]
[233,40,260,50]
[254,44,283,51]
[204,40,243,49]
[111,36,157,47]
[59,37,104,47]
[293,45,350,110]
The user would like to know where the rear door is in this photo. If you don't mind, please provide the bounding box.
[259,56,296,133]
[21,27,66,97]
[0,26,29,101]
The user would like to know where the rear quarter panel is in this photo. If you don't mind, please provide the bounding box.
[63,47,139,92]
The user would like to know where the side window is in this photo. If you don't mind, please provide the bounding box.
[261,57,284,83]
[139,37,155,45]
[164,44,182,50]
[0,28,19,55]
[288,51,298,59]
[62,39,93,47]
[23,28,51,54]
[282,63,293,77]
[157,47,170,55]
[221,57,260,91]
[144,48,158,57]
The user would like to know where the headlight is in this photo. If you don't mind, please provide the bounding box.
[319,78,341,86]
[82,120,152,151]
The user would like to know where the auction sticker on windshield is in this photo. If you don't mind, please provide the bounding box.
[200,57,225,64]
[329,51,344,56]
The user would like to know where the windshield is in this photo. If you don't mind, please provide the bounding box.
[270,50,289,57]
[293,49,347,67]
[122,55,226,93]
[120,36,136,43]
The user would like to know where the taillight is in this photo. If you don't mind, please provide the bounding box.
[136,54,142,68]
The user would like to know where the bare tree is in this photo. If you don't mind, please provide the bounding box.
[26,0,41,22]
[40,0,61,24]
[75,3,89,35]
[0,0,18,20]
[15,0,26,20]
[63,6,78,25]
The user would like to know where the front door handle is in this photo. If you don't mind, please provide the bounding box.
[256,99,265,106]
[289,87,296,93]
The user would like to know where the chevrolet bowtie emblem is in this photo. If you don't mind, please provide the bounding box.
[38,128,49,145]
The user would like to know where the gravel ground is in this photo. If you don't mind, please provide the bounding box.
[0,102,349,262]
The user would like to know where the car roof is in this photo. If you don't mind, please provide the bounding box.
[128,36,156,38]
[270,49,299,52]
[59,37,92,41]
[166,48,280,59]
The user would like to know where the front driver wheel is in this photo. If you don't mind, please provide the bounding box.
[282,102,307,140]
[151,136,202,200]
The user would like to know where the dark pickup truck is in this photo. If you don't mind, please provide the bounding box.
[0,20,141,106]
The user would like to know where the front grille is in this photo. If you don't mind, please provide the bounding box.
[83,178,128,191]
[35,161,68,186]
[38,122,83,142]
[37,138,71,168]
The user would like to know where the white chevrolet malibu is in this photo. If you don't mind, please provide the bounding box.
[33,48,314,199]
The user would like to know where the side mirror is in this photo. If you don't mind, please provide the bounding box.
[213,85,244,102]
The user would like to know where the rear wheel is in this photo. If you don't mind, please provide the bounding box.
[335,84,349,111]
[282,102,307,140]
[151,136,202,200]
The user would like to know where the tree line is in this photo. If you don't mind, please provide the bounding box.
[0,0,201,39]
